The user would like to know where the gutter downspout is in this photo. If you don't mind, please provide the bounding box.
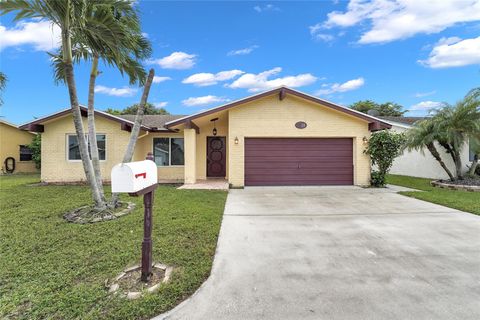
[137,130,150,140]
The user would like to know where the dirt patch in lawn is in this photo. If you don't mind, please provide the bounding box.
[63,201,135,223]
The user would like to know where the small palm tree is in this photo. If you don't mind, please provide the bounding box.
[405,119,455,180]
[433,88,480,179]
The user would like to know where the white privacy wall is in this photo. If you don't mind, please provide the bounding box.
[388,122,470,179]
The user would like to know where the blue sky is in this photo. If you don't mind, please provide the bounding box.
[1,0,479,125]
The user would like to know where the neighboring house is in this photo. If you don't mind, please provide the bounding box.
[380,116,472,179]
[19,87,390,187]
[0,119,38,174]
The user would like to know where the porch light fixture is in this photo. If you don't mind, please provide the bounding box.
[363,136,368,144]
[211,118,219,136]
[234,136,239,145]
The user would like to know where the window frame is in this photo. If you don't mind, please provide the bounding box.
[19,145,33,162]
[66,134,107,162]
[153,137,185,167]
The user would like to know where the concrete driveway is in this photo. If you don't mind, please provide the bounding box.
[157,187,480,320]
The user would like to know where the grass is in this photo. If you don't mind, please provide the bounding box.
[0,174,227,320]
[387,174,480,216]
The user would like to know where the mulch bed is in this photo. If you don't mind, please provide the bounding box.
[441,176,480,186]
[432,177,480,192]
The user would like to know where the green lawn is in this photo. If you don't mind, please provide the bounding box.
[0,174,227,320]
[387,174,480,216]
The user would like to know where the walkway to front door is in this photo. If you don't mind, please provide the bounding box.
[156,186,480,320]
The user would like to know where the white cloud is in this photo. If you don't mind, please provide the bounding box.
[313,0,480,44]
[254,4,280,13]
[228,67,317,92]
[94,85,137,97]
[153,102,168,108]
[182,70,244,86]
[316,77,365,95]
[0,20,61,51]
[414,90,436,98]
[309,24,335,42]
[409,100,442,111]
[419,36,480,68]
[148,52,196,69]
[228,45,259,56]
[182,95,230,107]
[313,33,335,42]
[152,76,171,84]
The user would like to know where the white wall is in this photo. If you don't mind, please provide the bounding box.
[388,123,471,179]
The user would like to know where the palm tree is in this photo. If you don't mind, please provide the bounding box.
[49,2,152,208]
[0,72,7,106]
[469,138,479,176]
[0,0,144,210]
[433,88,480,179]
[405,119,455,180]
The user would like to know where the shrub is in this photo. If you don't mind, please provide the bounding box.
[364,130,406,187]
[370,171,386,187]
[28,134,41,169]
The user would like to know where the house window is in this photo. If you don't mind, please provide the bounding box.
[67,134,106,161]
[19,145,33,161]
[153,137,184,166]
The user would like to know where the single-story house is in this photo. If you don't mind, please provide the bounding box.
[19,87,391,187]
[380,116,474,179]
[0,119,38,174]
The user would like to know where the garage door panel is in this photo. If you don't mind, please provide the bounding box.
[245,162,353,170]
[249,144,352,151]
[245,138,352,146]
[249,170,351,181]
[246,167,353,175]
[244,138,353,186]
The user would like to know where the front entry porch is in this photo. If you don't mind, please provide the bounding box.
[181,112,230,185]
[178,179,229,190]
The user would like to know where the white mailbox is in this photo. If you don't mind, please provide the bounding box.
[111,160,157,193]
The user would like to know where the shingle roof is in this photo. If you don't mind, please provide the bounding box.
[117,114,185,130]
[378,116,426,126]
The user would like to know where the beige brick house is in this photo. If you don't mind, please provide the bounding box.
[19,87,390,187]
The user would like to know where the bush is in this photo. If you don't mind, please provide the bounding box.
[370,170,386,187]
[364,130,406,187]
[28,134,41,169]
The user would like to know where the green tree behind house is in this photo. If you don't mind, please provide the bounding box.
[350,100,405,116]
[106,103,170,115]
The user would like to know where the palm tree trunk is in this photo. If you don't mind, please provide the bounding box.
[452,149,464,180]
[426,142,455,180]
[62,20,105,210]
[87,55,106,203]
[469,154,479,175]
[110,69,155,207]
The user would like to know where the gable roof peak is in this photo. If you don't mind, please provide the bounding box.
[165,86,391,131]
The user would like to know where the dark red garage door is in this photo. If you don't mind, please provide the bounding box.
[244,138,353,186]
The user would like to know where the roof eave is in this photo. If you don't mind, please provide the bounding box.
[18,106,151,131]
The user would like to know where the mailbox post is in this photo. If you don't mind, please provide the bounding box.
[140,153,155,282]
[111,152,158,282]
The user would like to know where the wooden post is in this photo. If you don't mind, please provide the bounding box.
[141,152,155,282]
